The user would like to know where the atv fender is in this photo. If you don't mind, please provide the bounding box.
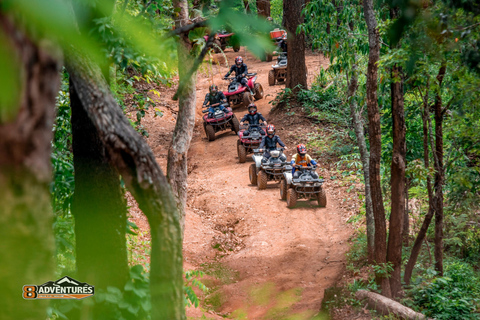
[252,154,263,168]
[283,172,293,185]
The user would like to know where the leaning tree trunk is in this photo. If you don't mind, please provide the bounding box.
[243,0,251,13]
[347,64,375,262]
[433,64,446,276]
[363,0,391,297]
[0,13,60,320]
[256,0,270,17]
[284,0,307,92]
[66,50,185,320]
[387,64,406,298]
[168,0,197,236]
[404,78,434,285]
[70,76,129,317]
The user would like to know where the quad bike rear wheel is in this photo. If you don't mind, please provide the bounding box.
[231,116,240,133]
[249,163,258,185]
[257,170,268,190]
[254,83,264,100]
[266,53,273,62]
[205,124,216,141]
[243,92,253,106]
[317,187,327,207]
[280,179,288,200]
[238,144,247,163]
[268,70,275,86]
[287,189,297,208]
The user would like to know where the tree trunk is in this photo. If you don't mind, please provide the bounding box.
[284,0,307,91]
[387,64,406,298]
[347,64,375,262]
[66,50,185,320]
[404,178,410,246]
[0,13,59,319]
[243,0,251,13]
[404,79,434,285]
[363,0,391,297]
[70,75,129,311]
[256,0,270,17]
[356,290,429,319]
[168,0,197,236]
[433,64,446,276]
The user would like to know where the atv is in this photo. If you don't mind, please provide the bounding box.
[249,148,290,190]
[223,73,264,108]
[268,53,287,86]
[202,104,240,141]
[262,28,287,62]
[280,166,327,208]
[237,124,266,163]
[205,31,241,53]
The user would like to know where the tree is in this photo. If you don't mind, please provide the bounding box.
[67,50,185,319]
[257,0,270,17]
[386,62,406,297]
[168,0,197,235]
[0,13,60,319]
[70,75,129,312]
[283,0,307,91]
[363,0,391,297]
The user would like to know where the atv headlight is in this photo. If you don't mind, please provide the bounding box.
[270,150,280,158]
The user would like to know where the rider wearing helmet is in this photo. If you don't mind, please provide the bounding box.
[203,84,227,117]
[224,56,250,91]
[259,124,287,162]
[291,144,318,178]
[240,104,267,136]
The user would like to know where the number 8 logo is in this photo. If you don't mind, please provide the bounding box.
[23,286,37,299]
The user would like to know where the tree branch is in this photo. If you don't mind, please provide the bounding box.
[165,20,208,38]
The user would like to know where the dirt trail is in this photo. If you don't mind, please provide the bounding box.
[131,49,356,319]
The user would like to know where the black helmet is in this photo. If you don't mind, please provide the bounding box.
[248,103,257,115]
[266,124,275,137]
[235,56,243,66]
[209,84,218,95]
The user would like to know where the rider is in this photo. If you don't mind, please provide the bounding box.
[224,56,252,93]
[259,124,287,162]
[203,84,227,118]
[240,104,267,136]
[291,144,318,179]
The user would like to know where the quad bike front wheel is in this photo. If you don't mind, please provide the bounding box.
[243,92,253,107]
[268,70,275,86]
[257,170,268,190]
[317,188,327,207]
[205,124,216,141]
[254,83,264,100]
[238,144,247,163]
[280,179,288,200]
[233,45,240,52]
[249,163,258,185]
[287,189,297,208]
[231,116,240,133]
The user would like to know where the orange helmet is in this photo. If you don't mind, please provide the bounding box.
[297,144,307,156]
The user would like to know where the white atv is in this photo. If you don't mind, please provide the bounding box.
[249,148,290,190]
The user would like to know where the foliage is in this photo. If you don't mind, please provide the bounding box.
[408,260,480,319]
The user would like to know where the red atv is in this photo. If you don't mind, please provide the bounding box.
[204,31,240,53]
[237,124,266,163]
[202,103,240,141]
[223,73,264,108]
